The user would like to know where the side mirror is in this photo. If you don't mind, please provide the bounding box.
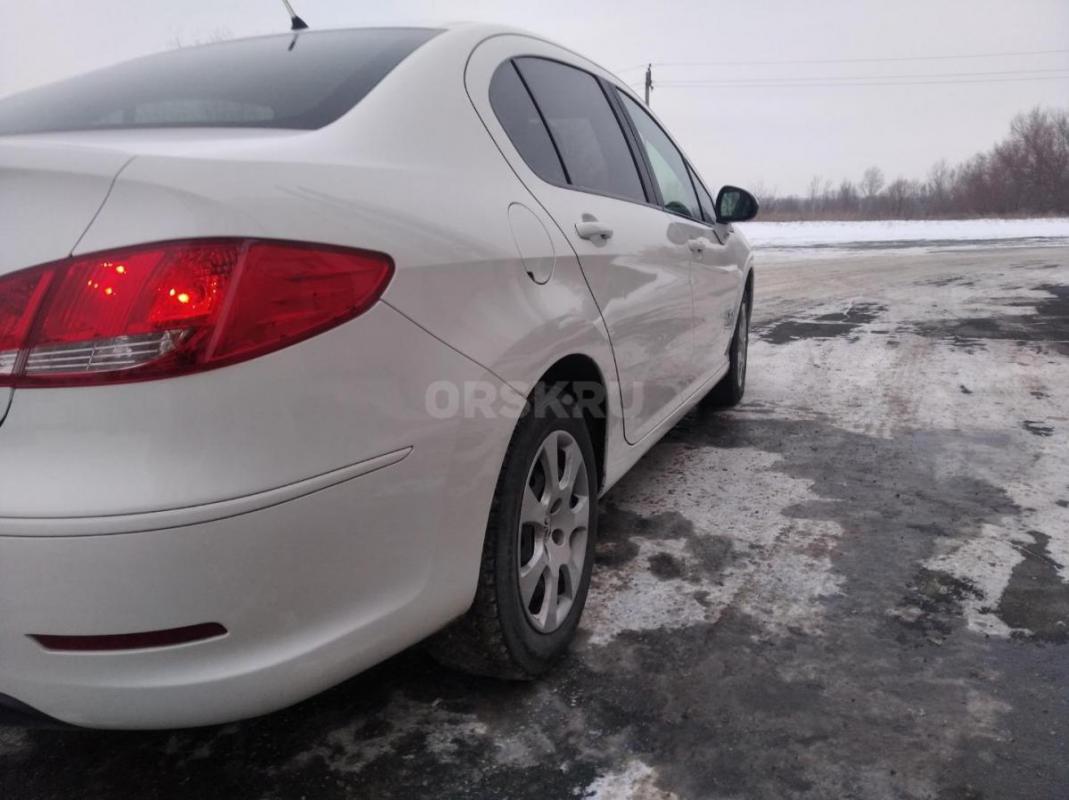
[715,186,759,223]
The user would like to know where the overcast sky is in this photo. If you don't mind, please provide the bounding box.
[4,0,1068,195]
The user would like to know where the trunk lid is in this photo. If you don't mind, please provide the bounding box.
[0,129,305,275]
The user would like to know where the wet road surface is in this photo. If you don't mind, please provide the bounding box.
[3,245,1068,799]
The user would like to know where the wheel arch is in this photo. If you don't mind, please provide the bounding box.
[536,353,609,492]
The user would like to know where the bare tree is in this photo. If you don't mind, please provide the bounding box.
[860,166,885,200]
[807,175,824,214]
[837,179,857,202]
[885,178,916,218]
[926,159,952,215]
[756,106,1069,220]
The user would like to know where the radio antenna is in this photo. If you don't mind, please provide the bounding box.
[280,0,309,30]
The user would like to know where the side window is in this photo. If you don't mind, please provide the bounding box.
[489,61,567,185]
[689,167,717,224]
[514,57,646,203]
[617,91,701,220]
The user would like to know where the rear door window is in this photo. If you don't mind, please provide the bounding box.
[513,58,646,203]
[617,91,702,220]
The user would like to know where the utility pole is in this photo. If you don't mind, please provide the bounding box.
[644,63,653,106]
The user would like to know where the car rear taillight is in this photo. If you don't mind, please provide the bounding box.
[0,239,393,388]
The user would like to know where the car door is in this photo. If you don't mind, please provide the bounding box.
[499,56,698,444]
[688,167,745,378]
[615,90,741,381]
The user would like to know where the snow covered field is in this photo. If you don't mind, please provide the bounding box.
[739,217,1069,261]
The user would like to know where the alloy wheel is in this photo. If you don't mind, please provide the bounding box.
[517,430,591,633]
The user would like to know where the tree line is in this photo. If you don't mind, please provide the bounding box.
[758,106,1069,220]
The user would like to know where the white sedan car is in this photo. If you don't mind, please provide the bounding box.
[0,23,756,728]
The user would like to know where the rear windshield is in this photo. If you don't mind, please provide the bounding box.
[0,28,439,136]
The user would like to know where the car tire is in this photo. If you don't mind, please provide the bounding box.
[428,387,598,679]
[703,290,750,409]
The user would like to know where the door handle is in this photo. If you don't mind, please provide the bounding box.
[687,237,706,255]
[575,220,614,241]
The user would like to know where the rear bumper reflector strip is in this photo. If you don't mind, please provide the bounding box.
[29,622,227,652]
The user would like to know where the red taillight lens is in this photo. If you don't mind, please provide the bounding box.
[0,239,393,388]
[0,268,53,377]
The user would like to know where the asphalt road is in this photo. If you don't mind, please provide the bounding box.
[3,244,1068,800]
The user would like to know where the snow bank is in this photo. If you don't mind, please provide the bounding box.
[737,217,1069,260]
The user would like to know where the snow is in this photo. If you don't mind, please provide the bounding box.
[583,760,678,800]
[738,217,1069,261]
[582,443,844,647]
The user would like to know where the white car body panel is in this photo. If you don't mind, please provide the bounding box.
[0,139,129,270]
[464,34,752,444]
[0,23,753,728]
[690,228,745,374]
[1,454,492,729]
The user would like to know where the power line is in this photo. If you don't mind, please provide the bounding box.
[613,47,1069,72]
[656,74,1069,89]
[661,67,1069,85]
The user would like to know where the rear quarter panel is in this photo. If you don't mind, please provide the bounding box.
[70,26,623,485]
[0,139,129,272]
[74,28,618,406]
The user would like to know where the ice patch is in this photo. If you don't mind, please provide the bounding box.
[284,695,487,776]
[583,760,679,800]
[584,537,708,646]
[923,522,1025,639]
[586,443,844,645]
[0,727,32,757]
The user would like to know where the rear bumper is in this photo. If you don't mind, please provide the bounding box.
[0,693,70,728]
[0,300,519,729]
[0,440,493,730]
